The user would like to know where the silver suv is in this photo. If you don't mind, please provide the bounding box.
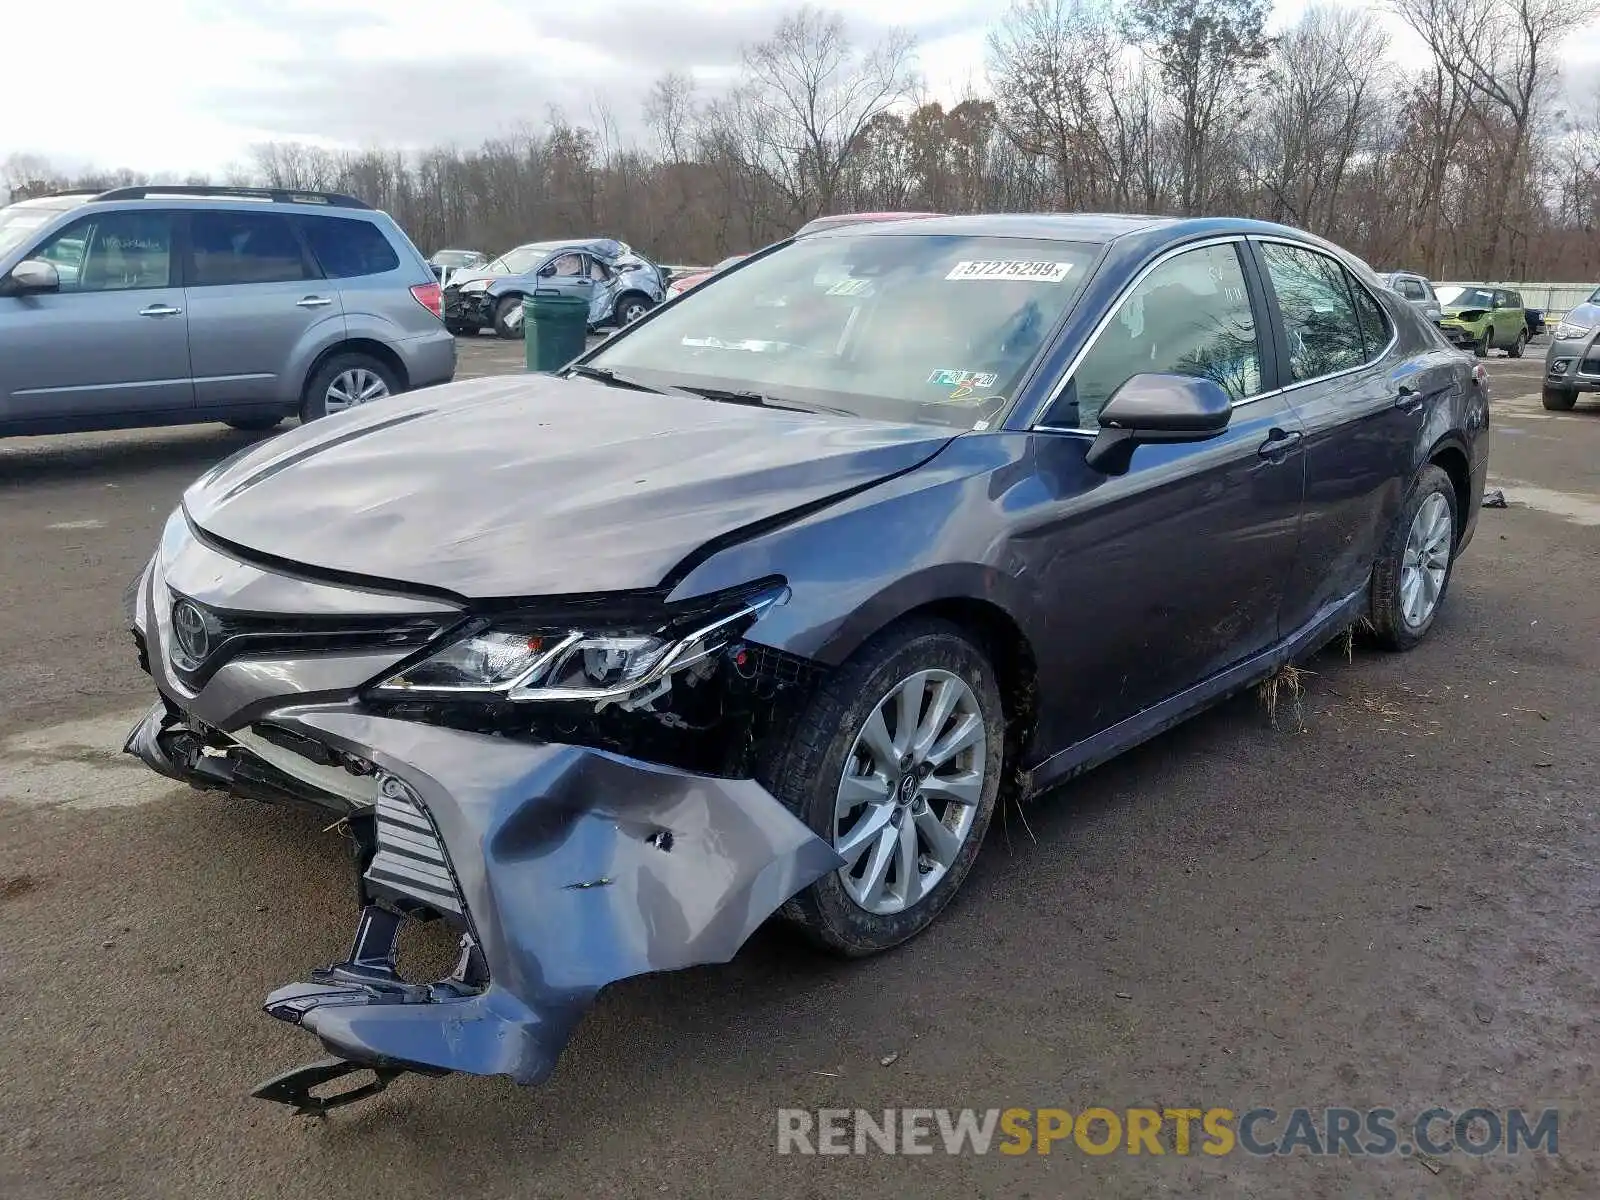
[1377,270,1444,323]
[0,186,455,437]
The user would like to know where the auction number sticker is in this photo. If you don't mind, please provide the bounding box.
[945,260,1074,283]
[928,369,998,389]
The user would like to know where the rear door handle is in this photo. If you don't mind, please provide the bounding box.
[1395,385,1425,412]
[296,296,334,308]
[139,303,182,318]
[1257,428,1303,460]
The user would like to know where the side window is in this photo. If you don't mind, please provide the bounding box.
[588,256,611,282]
[301,216,400,278]
[1058,242,1262,430]
[1346,272,1391,363]
[546,253,583,277]
[1507,291,1523,309]
[188,211,310,286]
[1258,242,1365,382]
[1398,279,1425,300]
[34,212,174,292]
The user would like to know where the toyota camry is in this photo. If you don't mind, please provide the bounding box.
[124,214,1489,1112]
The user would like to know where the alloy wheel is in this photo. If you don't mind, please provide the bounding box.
[324,368,391,414]
[1400,491,1453,628]
[833,669,986,915]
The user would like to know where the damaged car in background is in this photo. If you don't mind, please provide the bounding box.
[124,214,1488,1114]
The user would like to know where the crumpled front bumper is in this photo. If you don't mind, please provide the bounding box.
[123,517,843,1110]
[442,287,492,327]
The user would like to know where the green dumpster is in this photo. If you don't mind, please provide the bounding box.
[523,290,589,373]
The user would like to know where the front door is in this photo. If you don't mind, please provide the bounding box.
[0,209,192,424]
[1022,239,1307,752]
[536,251,596,324]
[182,209,340,408]
[584,254,619,325]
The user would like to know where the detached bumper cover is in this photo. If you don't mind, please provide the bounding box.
[128,700,842,1092]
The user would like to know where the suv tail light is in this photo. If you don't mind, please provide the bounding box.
[410,282,442,319]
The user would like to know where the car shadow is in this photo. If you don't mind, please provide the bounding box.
[0,426,275,487]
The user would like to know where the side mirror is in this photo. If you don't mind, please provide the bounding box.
[3,258,60,295]
[1085,373,1233,475]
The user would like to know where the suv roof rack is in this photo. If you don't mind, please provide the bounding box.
[89,185,372,210]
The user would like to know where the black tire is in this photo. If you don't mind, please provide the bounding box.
[224,415,283,432]
[1508,329,1526,359]
[757,618,1006,957]
[300,352,401,423]
[1474,333,1490,358]
[1542,385,1578,412]
[1369,464,1459,652]
[492,296,525,340]
[612,292,653,327]
[446,321,479,337]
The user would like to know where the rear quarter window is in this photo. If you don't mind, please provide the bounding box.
[302,216,401,278]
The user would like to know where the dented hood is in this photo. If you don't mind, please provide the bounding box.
[183,374,953,598]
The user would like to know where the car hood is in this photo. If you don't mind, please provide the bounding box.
[182,375,956,599]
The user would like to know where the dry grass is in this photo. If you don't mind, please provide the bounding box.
[1258,663,1309,731]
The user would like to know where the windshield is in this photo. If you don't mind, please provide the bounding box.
[1436,285,1495,309]
[1587,287,1600,304]
[0,206,63,256]
[432,250,480,268]
[584,233,1099,429]
[488,245,553,274]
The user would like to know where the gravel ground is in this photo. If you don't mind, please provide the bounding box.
[0,342,1595,1199]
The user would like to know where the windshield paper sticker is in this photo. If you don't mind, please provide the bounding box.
[826,278,873,296]
[946,260,1074,283]
[928,369,998,389]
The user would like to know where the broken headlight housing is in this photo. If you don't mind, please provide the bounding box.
[371,583,788,710]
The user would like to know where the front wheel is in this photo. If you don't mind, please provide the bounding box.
[758,619,1005,957]
[492,296,525,340]
[1542,385,1578,411]
[1369,464,1459,652]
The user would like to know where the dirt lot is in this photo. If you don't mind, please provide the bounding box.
[0,341,1596,1199]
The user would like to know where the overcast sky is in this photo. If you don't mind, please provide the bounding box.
[4,0,1600,177]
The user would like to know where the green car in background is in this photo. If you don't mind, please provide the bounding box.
[1436,284,1528,358]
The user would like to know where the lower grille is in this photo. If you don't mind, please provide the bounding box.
[364,776,463,919]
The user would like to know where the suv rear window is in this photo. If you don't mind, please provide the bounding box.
[302,216,400,278]
[188,211,310,285]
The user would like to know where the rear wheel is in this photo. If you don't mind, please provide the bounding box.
[613,292,653,327]
[1508,329,1527,359]
[493,296,526,340]
[1542,385,1578,411]
[301,353,400,422]
[758,619,1005,957]
[1474,332,1490,358]
[1369,464,1458,652]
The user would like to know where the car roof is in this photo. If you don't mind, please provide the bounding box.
[3,192,95,213]
[800,212,1363,247]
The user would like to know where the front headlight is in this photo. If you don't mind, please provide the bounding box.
[1556,320,1594,341]
[372,584,787,709]
[459,278,492,293]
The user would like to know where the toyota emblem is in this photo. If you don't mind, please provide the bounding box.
[171,599,211,664]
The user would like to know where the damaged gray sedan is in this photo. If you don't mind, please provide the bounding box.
[125,214,1488,1113]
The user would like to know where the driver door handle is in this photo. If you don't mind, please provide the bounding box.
[296,295,334,308]
[1257,428,1302,460]
[139,303,182,318]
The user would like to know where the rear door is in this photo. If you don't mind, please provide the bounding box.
[0,208,191,423]
[1251,239,1434,628]
[584,254,619,324]
[182,208,339,408]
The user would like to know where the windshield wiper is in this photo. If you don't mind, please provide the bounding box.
[679,386,856,418]
[565,364,702,398]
